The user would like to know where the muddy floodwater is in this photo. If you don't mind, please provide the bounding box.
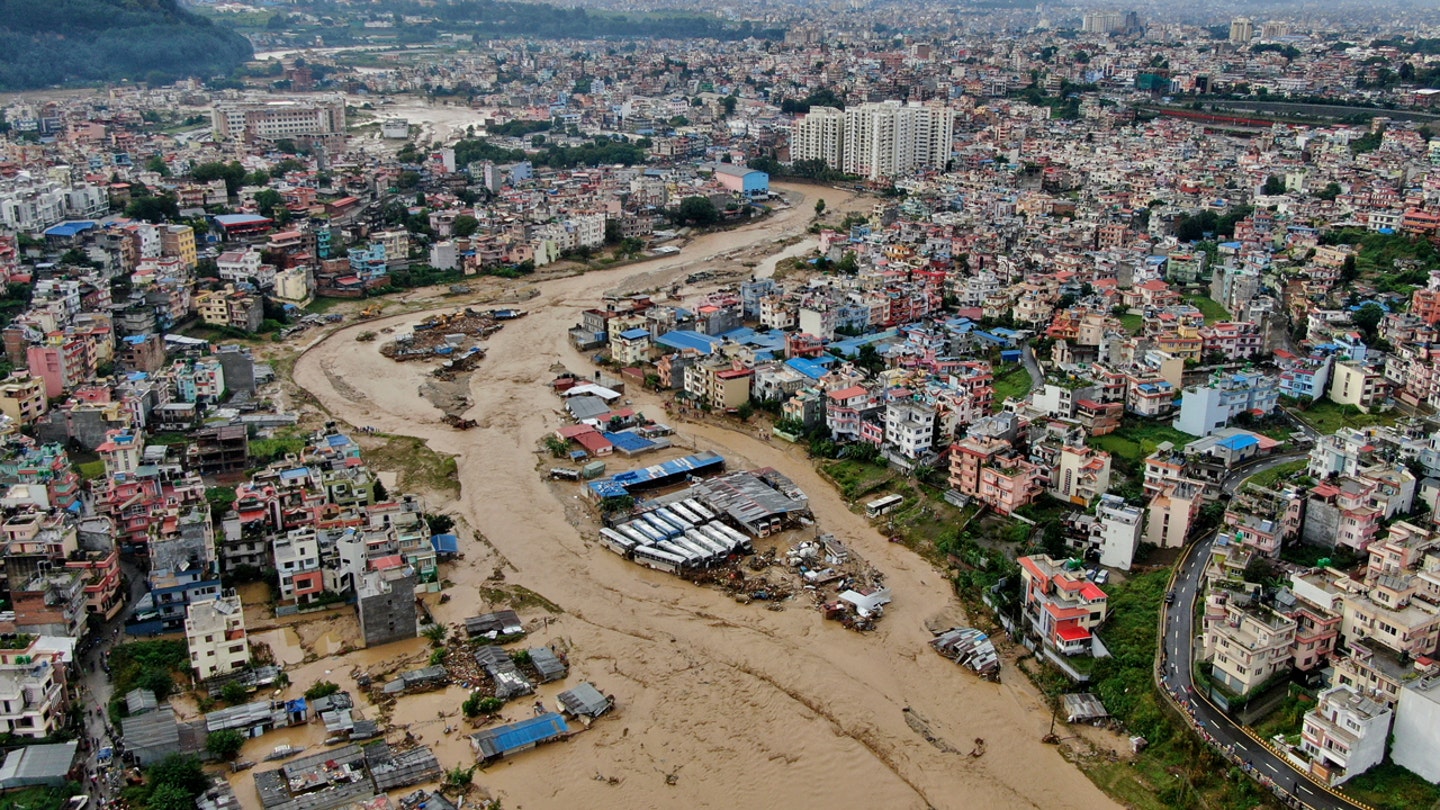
[279,182,1123,810]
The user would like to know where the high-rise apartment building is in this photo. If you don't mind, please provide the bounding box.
[842,102,954,180]
[791,106,846,169]
[1229,17,1254,44]
[1081,11,1138,34]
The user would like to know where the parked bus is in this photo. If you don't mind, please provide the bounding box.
[633,545,687,573]
[626,520,666,544]
[683,498,716,521]
[616,524,649,546]
[656,507,694,532]
[865,494,904,518]
[686,530,727,556]
[669,502,703,525]
[599,528,637,556]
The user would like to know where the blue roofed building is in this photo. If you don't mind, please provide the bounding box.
[654,330,721,355]
[610,327,652,365]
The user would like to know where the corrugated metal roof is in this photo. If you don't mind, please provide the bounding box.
[470,713,569,760]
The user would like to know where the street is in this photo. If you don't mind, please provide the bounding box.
[1159,452,1363,810]
[75,557,154,803]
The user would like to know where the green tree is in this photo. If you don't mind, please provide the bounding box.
[147,755,208,797]
[304,680,341,700]
[1316,182,1342,201]
[676,196,719,226]
[206,728,245,761]
[855,344,886,376]
[253,189,284,218]
[453,214,480,238]
[146,155,171,177]
[126,195,180,223]
[191,161,247,196]
[1352,302,1385,341]
[148,782,196,810]
[221,682,248,705]
[814,198,826,217]
[1261,175,1286,195]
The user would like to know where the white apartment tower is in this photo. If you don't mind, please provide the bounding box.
[842,101,954,180]
[791,106,846,169]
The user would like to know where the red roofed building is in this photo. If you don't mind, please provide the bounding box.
[1018,554,1109,657]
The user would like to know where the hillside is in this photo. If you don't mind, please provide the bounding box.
[0,0,253,90]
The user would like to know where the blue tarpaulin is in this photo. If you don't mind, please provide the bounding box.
[431,534,460,554]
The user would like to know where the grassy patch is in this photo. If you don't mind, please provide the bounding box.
[0,787,81,810]
[1250,687,1313,741]
[1341,761,1440,810]
[364,435,460,497]
[821,458,894,501]
[1118,313,1144,334]
[1089,419,1194,469]
[991,364,1033,410]
[77,460,106,481]
[1183,294,1230,324]
[1246,459,1308,490]
[1289,400,1397,435]
[477,584,563,614]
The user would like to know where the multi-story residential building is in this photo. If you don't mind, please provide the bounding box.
[185,593,249,681]
[1329,360,1388,413]
[1017,554,1109,657]
[0,372,47,426]
[1224,481,1305,558]
[842,101,954,180]
[1205,600,1296,696]
[949,433,1041,515]
[1173,370,1279,437]
[1070,494,1144,571]
[1146,479,1204,548]
[1299,685,1391,786]
[882,401,937,461]
[791,106,846,169]
[827,385,879,442]
[274,529,324,605]
[0,641,68,739]
[1052,444,1112,506]
[160,225,197,270]
[1392,676,1440,782]
[1199,322,1264,360]
[610,328,652,366]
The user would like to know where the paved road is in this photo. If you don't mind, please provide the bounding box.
[1021,343,1043,389]
[1160,452,1364,810]
[76,558,152,800]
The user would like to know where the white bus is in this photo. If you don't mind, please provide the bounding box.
[686,530,727,556]
[865,494,904,518]
[599,528,637,556]
[669,502,703,524]
[626,520,666,544]
[683,498,716,521]
[633,545,687,573]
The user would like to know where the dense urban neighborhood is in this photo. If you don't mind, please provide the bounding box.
[2,3,1440,810]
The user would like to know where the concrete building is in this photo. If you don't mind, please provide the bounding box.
[1092,494,1144,571]
[842,101,954,180]
[1229,17,1254,44]
[1173,370,1279,437]
[1017,554,1109,657]
[1328,360,1387,413]
[791,106,846,169]
[1300,684,1391,786]
[1393,676,1440,783]
[185,593,249,682]
[1205,601,1296,696]
[212,97,347,148]
[357,565,417,648]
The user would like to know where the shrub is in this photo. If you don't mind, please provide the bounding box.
[304,680,341,700]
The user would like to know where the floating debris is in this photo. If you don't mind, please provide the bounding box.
[930,627,1001,682]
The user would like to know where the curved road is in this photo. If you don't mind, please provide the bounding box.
[1160,451,1365,810]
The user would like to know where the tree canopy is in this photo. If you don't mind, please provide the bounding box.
[0,0,253,89]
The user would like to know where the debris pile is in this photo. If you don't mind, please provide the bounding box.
[930,627,1001,682]
[381,309,503,361]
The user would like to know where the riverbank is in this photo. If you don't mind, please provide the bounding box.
[284,181,1121,809]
